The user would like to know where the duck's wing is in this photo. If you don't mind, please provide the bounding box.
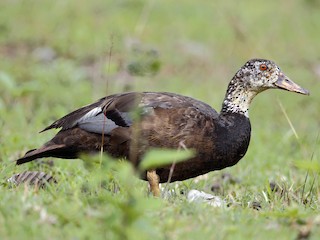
[40,92,143,134]
[41,92,218,135]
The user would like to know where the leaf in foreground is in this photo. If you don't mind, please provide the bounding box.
[139,148,194,171]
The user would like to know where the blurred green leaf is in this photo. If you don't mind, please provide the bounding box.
[139,148,195,171]
[294,160,320,172]
[0,71,15,90]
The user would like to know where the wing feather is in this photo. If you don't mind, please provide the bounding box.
[40,92,218,136]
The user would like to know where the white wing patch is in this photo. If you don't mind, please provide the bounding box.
[77,107,131,134]
[78,107,103,124]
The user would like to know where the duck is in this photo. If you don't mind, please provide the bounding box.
[16,59,309,196]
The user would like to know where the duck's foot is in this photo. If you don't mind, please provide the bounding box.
[147,169,160,197]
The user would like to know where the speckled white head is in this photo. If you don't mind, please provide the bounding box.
[221,59,309,117]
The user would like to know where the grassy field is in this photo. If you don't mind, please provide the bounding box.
[1,0,320,239]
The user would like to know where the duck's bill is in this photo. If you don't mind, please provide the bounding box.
[275,73,309,95]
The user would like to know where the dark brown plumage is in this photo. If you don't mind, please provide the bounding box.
[16,59,309,195]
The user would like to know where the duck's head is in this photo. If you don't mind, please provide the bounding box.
[234,59,309,95]
[222,59,309,116]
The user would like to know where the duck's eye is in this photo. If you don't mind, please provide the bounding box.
[259,64,267,71]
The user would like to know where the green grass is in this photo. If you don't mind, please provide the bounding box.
[1,0,320,239]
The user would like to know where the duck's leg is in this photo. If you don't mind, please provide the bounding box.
[147,169,160,197]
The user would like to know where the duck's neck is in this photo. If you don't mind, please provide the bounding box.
[220,78,259,117]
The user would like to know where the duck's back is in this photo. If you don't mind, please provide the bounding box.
[66,92,220,155]
[42,92,219,133]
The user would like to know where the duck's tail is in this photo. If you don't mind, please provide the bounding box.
[16,144,75,165]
